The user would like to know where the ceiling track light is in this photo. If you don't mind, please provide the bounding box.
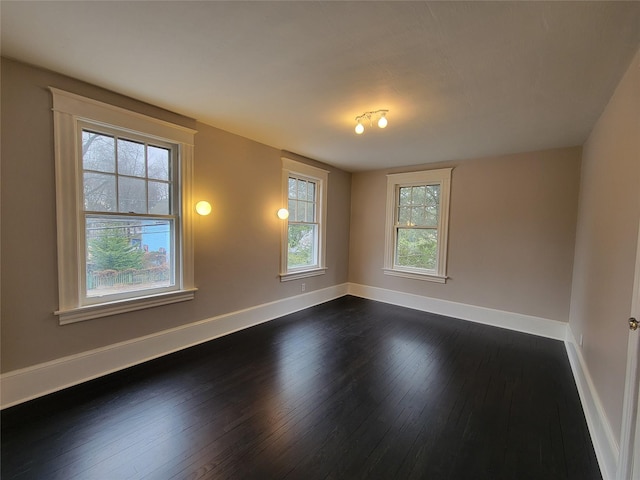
[354,109,389,135]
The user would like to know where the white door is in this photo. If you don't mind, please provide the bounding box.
[617,222,640,480]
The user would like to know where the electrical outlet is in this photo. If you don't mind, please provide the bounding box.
[579,334,584,347]
[301,283,306,292]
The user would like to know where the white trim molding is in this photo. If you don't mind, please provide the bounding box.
[56,288,198,325]
[1,284,348,409]
[383,268,447,283]
[565,327,617,480]
[280,157,329,280]
[50,88,197,324]
[384,168,452,282]
[348,283,567,340]
[280,267,327,282]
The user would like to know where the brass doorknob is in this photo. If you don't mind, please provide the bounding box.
[630,318,639,331]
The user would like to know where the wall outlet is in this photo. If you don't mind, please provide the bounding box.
[579,334,584,347]
[301,283,306,292]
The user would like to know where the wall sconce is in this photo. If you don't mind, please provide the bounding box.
[277,208,289,220]
[195,201,212,216]
[355,109,389,135]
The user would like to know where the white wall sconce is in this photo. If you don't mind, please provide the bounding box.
[277,208,289,220]
[195,200,212,216]
[355,109,389,135]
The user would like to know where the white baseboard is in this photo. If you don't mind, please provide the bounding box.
[347,283,568,340]
[0,283,348,409]
[565,328,618,480]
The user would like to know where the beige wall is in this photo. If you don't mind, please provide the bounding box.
[349,147,582,321]
[569,50,640,441]
[0,58,351,372]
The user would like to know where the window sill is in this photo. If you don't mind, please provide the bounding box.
[280,268,327,282]
[55,288,197,325]
[383,268,448,284]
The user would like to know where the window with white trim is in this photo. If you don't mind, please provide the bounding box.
[50,88,197,324]
[280,158,328,281]
[384,168,452,283]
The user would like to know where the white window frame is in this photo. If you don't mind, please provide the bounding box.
[280,158,329,281]
[50,88,197,324]
[384,168,452,283]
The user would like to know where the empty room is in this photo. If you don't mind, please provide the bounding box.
[1,2,639,479]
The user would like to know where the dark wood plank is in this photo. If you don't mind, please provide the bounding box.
[1,296,602,480]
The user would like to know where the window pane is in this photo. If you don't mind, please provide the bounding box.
[412,186,426,205]
[83,131,115,173]
[297,179,307,201]
[148,181,170,214]
[425,205,438,225]
[288,224,316,268]
[86,216,173,297]
[288,199,297,221]
[288,178,297,199]
[296,201,306,222]
[425,185,440,225]
[308,181,316,201]
[84,172,116,212]
[118,139,146,177]
[396,228,438,270]
[398,206,411,225]
[426,185,440,206]
[147,146,170,181]
[399,186,411,206]
[119,177,146,213]
[306,201,315,223]
[412,206,426,226]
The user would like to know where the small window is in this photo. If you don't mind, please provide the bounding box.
[50,88,197,324]
[384,168,452,283]
[280,158,328,281]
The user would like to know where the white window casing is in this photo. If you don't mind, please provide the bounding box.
[50,88,197,324]
[384,168,452,283]
[280,157,329,281]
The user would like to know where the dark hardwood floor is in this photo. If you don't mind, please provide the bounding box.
[1,296,601,479]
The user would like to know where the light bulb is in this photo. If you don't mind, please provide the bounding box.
[377,114,388,128]
[355,122,364,135]
[277,208,289,220]
[195,201,212,216]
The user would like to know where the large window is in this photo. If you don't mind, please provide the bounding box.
[280,158,328,281]
[50,88,197,324]
[384,168,452,283]
[81,127,176,299]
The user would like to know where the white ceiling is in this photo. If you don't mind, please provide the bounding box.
[2,1,639,172]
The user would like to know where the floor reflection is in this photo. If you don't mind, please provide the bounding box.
[53,388,188,478]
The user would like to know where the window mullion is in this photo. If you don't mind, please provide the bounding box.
[83,210,176,220]
[144,143,149,214]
